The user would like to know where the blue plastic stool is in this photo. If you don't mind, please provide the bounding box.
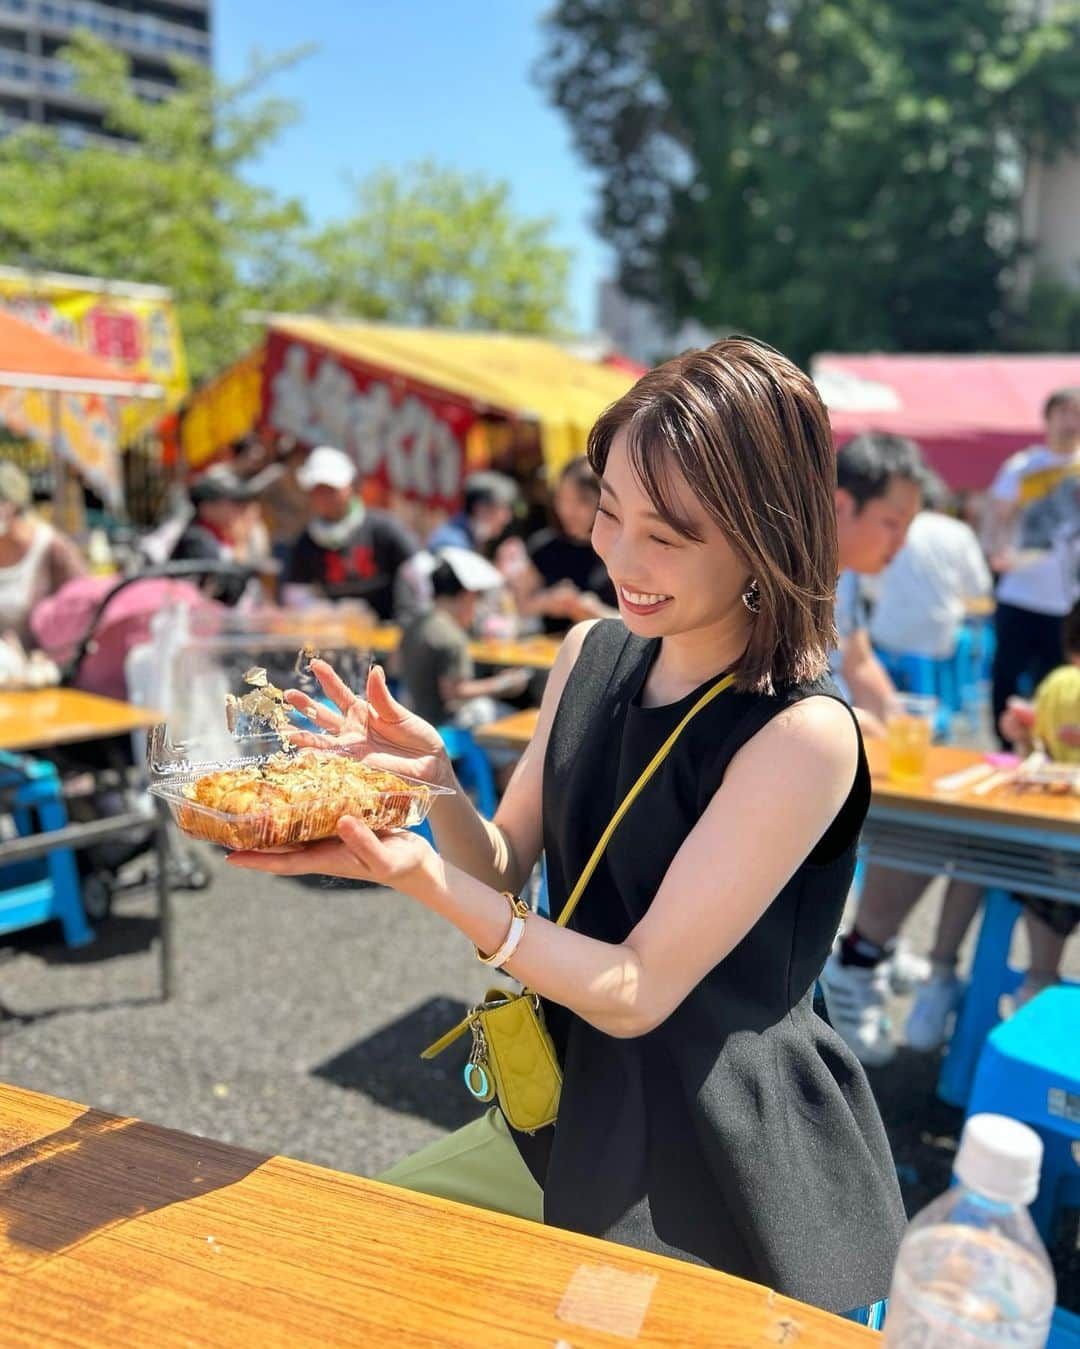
[0,751,93,948]
[436,725,497,819]
[842,1300,887,1329]
[938,890,1026,1107]
[965,986,1080,1245]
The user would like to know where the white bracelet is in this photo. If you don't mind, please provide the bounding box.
[477,914,527,969]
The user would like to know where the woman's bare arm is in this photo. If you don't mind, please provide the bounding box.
[424,620,598,895]
[410,694,858,1036]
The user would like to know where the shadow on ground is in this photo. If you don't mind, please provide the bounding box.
[313,995,483,1133]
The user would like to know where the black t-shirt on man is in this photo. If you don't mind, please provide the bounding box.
[527,528,617,634]
[285,509,418,621]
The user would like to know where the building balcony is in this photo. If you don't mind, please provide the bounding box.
[0,0,211,64]
[0,51,176,106]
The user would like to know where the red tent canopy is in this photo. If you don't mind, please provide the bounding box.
[814,353,1080,490]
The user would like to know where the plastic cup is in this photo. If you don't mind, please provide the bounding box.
[885,694,937,784]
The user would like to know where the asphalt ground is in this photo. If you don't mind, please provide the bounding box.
[3,844,1078,1311]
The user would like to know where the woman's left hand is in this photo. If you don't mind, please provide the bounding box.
[225,817,435,892]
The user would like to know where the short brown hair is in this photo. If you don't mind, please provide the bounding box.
[587,336,839,693]
[559,455,600,498]
[1044,388,1080,420]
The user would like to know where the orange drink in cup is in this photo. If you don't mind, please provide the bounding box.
[885,694,937,784]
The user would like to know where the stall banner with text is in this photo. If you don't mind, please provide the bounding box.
[262,329,474,510]
[0,272,188,433]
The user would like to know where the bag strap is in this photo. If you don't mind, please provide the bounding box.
[553,671,736,929]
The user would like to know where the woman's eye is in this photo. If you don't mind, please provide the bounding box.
[595,504,617,520]
[650,535,675,548]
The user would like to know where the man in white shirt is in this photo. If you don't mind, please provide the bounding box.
[870,472,992,661]
[983,388,1080,737]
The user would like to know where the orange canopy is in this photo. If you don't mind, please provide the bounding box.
[0,309,161,397]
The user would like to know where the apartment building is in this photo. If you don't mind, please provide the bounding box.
[0,0,211,143]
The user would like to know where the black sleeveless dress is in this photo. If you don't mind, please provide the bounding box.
[514,620,906,1313]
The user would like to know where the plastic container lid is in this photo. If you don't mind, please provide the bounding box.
[954,1113,1044,1205]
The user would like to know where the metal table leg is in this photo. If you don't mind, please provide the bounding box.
[154,801,172,1001]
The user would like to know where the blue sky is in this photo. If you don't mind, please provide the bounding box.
[214,1,611,332]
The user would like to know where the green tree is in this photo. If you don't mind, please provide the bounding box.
[539,0,1080,361]
[0,34,311,382]
[274,161,572,334]
[0,41,572,385]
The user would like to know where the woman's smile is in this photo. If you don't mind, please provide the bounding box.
[616,584,674,616]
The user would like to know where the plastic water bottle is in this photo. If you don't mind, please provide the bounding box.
[884,1114,1056,1347]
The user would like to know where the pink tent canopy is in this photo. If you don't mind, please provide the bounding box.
[814,353,1080,490]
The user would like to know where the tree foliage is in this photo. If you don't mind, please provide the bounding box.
[0,36,571,383]
[267,161,571,334]
[539,0,1080,360]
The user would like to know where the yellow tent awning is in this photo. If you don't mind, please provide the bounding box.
[181,345,265,470]
[270,318,638,477]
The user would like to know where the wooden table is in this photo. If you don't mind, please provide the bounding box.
[468,633,562,671]
[357,628,563,671]
[865,742,1080,841]
[862,741,1080,1104]
[474,707,540,750]
[0,688,163,754]
[0,1083,875,1347]
[324,626,561,671]
[0,689,173,994]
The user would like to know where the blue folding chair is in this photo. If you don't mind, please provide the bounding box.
[0,751,94,948]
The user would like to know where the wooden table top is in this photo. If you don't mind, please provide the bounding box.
[330,626,561,670]
[0,1083,875,1347]
[474,707,540,750]
[467,633,563,671]
[0,688,164,754]
[866,741,1080,837]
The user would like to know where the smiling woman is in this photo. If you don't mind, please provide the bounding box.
[228,337,903,1325]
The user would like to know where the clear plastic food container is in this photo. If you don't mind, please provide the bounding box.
[148,726,452,850]
[145,609,453,849]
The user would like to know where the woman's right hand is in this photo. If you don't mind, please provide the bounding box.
[285,659,454,788]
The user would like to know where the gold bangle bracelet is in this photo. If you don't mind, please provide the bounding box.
[475,892,530,964]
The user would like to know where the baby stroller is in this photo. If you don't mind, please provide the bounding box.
[28,560,262,919]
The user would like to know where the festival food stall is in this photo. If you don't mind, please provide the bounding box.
[177,319,638,513]
[0,311,164,531]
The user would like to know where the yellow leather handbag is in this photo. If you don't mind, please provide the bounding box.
[420,672,735,1133]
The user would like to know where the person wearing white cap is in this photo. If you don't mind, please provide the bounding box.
[399,546,530,786]
[283,446,419,621]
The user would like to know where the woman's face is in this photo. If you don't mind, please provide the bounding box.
[591,429,750,638]
[553,478,599,542]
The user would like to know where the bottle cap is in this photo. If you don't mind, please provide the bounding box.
[954,1113,1043,1205]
